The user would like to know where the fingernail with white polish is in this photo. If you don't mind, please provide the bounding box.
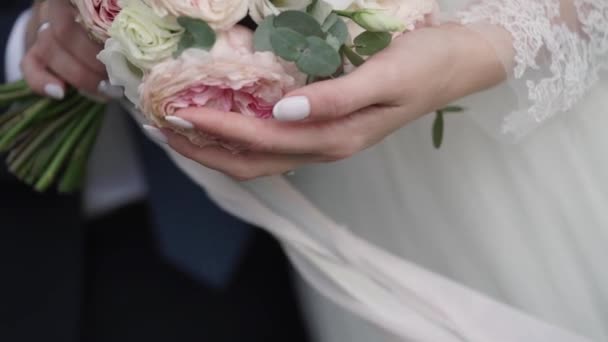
[97,80,124,99]
[44,84,65,100]
[273,96,310,121]
[143,125,168,144]
[165,116,194,129]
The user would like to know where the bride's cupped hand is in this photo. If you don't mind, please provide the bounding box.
[22,0,108,99]
[164,23,509,181]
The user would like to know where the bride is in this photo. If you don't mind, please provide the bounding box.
[150,0,608,341]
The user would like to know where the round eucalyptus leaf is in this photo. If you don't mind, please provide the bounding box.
[326,16,349,45]
[270,27,309,62]
[253,16,276,52]
[173,33,194,58]
[308,0,334,24]
[177,17,216,51]
[321,12,339,31]
[354,31,391,56]
[296,36,341,77]
[274,10,325,38]
[325,34,341,51]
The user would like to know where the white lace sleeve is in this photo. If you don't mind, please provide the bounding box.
[453,0,607,140]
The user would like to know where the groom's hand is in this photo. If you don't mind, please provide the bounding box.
[162,23,510,181]
[21,0,107,99]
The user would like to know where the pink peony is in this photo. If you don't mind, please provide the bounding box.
[140,25,305,147]
[72,0,122,42]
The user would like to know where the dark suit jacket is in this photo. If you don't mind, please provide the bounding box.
[0,5,86,341]
[0,6,262,338]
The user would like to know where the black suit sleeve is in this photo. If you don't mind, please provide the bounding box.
[0,5,29,179]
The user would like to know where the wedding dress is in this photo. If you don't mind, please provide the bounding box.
[134,0,608,340]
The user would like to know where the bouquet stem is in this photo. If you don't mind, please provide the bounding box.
[0,79,106,193]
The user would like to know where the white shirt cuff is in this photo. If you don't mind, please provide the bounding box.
[5,9,31,82]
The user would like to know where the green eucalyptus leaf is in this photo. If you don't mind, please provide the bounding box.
[296,36,341,77]
[325,15,349,45]
[321,12,338,31]
[270,27,309,62]
[325,34,342,51]
[307,0,334,24]
[174,33,194,58]
[354,31,391,56]
[433,111,444,149]
[253,15,276,52]
[341,45,365,67]
[174,17,216,57]
[274,10,325,38]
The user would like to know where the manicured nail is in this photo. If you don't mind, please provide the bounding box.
[97,80,124,99]
[37,22,51,34]
[142,125,168,144]
[44,84,65,100]
[273,96,310,121]
[165,116,194,129]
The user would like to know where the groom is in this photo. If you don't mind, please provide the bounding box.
[0,1,309,341]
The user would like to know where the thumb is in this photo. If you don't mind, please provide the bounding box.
[272,66,387,122]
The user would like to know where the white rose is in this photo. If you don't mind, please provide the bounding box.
[248,0,313,24]
[350,9,406,32]
[97,38,143,107]
[142,0,249,30]
[323,0,357,10]
[348,0,438,30]
[109,0,184,71]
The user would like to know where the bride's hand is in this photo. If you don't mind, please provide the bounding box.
[21,0,108,99]
[163,23,510,180]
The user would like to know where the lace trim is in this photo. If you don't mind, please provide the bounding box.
[457,0,608,138]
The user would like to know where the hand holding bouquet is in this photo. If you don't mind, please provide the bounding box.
[1,0,463,191]
[95,0,440,148]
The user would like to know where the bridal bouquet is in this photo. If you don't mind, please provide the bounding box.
[0,0,441,192]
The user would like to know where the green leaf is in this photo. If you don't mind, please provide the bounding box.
[432,111,444,149]
[325,14,349,45]
[174,33,194,58]
[354,31,392,56]
[325,34,341,51]
[333,10,355,19]
[253,15,276,52]
[441,105,465,113]
[321,12,338,31]
[174,17,216,57]
[307,0,334,24]
[270,27,309,62]
[296,36,341,77]
[341,45,365,67]
[274,10,325,38]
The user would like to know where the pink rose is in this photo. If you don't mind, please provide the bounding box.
[72,0,122,42]
[140,25,305,148]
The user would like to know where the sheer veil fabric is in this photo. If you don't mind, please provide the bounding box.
[133,0,608,340]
